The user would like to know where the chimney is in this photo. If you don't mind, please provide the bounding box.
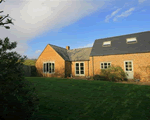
[66,46,70,50]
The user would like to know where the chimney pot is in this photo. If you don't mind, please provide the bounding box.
[66,46,70,50]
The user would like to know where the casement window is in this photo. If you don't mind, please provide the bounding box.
[75,62,85,76]
[43,62,55,73]
[102,41,111,47]
[100,62,111,69]
[126,38,137,44]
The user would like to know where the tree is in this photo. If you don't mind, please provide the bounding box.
[0,1,39,120]
[0,38,39,120]
[0,0,14,29]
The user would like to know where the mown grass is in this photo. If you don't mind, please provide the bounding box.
[26,77,150,120]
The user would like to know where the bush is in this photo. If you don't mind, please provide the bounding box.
[93,75,107,81]
[93,75,100,80]
[0,37,39,120]
[30,66,39,77]
[100,65,128,82]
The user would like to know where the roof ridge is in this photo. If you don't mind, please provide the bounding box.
[49,44,66,50]
[95,31,150,41]
[69,47,92,51]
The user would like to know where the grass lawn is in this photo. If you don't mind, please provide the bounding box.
[26,77,150,120]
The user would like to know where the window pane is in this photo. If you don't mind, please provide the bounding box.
[104,63,107,65]
[81,67,84,70]
[76,67,79,70]
[104,65,107,69]
[45,63,47,72]
[101,63,103,69]
[46,63,48,72]
[80,63,84,66]
[81,71,84,74]
[53,63,55,72]
[125,62,128,65]
[52,63,54,69]
[50,63,54,73]
[49,63,51,67]
[52,63,54,73]
[129,65,132,67]
[108,63,110,66]
[108,65,111,68]
[76,71,79,74]
[76,63,79,66]
[129,62,132,65]
[49,63,51,73]
[128,67,132,71]
[44,63,46,72]
[126,68,128,71]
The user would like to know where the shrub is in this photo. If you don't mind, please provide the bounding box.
[93,75,100,80]
[100,65,128,82]
[0,37,39,120]
[30,66,39,77]
[93,74,107,81]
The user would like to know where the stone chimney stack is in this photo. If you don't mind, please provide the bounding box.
[66,46,70,50]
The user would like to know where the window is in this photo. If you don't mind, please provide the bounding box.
[75,62,84,76]
[103,41,111,47]
[43,62,55,73]
[124,61,132,71]
[100,62,111,69]
[126,38,137,44]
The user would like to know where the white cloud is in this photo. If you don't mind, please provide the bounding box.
[78,43,94,48]
[113,7,135,21]
[0,0,108,57]
[35,50,42,54]
[138,0,146,4]
[105,8,121,22]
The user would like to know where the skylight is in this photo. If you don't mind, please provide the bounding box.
[126,38,137,44]
[103,41,111,47]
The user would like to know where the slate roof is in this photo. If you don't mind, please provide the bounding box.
[49,44,70,61]
[49,44,92,61]
[67,47,92,61]
[90,31,150,56]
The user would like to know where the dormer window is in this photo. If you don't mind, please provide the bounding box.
[102,41,111,47]
[126,37,137,44]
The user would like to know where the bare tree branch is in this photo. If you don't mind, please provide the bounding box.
[0,0,5,4]
[0,0,14,29]
[0,22,10,25]
[0,14,9,23]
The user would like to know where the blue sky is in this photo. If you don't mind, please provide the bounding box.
[0,0,150,59]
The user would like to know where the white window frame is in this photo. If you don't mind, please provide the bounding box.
[102,41,111,47]
[75,62,85,76]
[100,62,111,69]
[126,37,137,44]
[43,61,55,74]
[124,60,133,72]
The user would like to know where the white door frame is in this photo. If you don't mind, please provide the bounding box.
[124,60,134,79]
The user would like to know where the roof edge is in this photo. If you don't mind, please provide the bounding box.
[90,51,150,57]
[95,31,150,41]
[49,44,66,61]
